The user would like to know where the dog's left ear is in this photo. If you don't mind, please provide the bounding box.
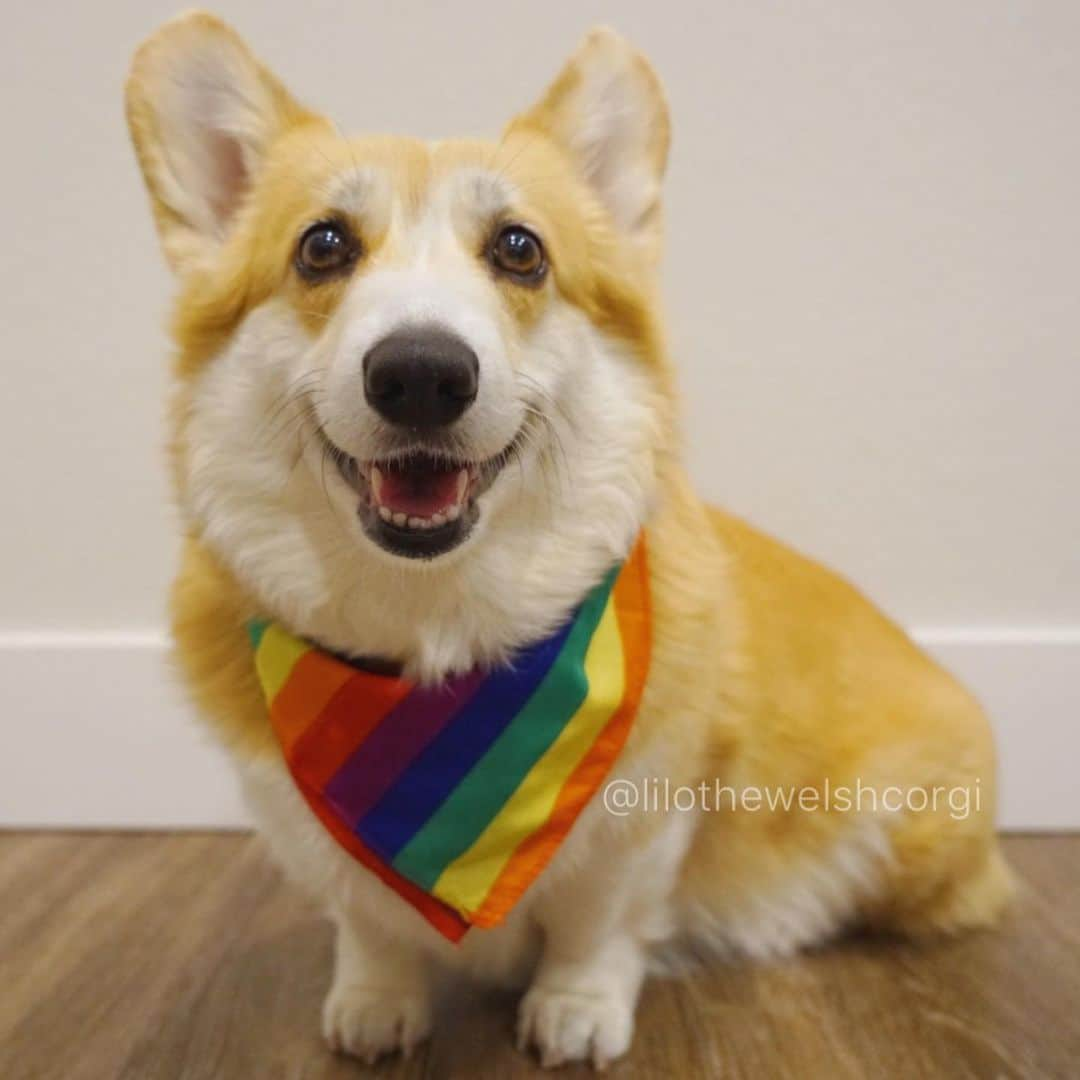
[510,28,670,257]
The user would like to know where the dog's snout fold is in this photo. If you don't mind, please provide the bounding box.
[363,326,479,430]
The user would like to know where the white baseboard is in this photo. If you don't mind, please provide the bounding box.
[0,630,1076,830]
[0,632,249,830]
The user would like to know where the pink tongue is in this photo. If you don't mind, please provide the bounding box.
[377,464,460,517]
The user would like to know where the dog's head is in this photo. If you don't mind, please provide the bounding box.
[128,13,676,673]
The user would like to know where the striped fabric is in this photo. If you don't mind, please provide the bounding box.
[249,538,650,942]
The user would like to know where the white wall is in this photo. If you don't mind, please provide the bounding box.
[1,2,1077,827]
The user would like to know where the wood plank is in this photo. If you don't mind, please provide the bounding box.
[0,834,1076,1079]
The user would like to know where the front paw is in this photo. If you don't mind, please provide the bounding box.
[517,985,635,1070]
[322,982,431,1064]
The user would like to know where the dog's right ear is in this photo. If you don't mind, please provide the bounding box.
[509,28,670,261]
[125,12,320,271]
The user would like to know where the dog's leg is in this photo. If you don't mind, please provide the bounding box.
[518,924,645,1069]
[322,907,433,1063]
[518,813,691,1069]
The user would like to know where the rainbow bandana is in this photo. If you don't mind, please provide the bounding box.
[249,538,650,942]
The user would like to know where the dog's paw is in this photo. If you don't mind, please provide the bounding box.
[322,982,431,1064]
[517,985,635,1070]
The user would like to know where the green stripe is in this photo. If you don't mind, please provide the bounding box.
[247,619,269,649]
[391,566,619,889]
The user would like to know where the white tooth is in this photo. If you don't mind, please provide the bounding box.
[378,506,392,522]
[445,505,460,522]
[393,512,407,527]
[431,512,447,528]
[408,516,425,529]
[456,469,469,503]
[371,466,384,502]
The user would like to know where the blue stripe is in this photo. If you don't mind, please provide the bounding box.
[355,618,575,861]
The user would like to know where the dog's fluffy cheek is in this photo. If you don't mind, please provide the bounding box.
[514,304,663,530]
[177,303,346,617]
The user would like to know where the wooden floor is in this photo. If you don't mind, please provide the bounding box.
[1,834,1077,1079]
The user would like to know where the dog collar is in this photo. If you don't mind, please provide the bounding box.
[248,537,651,942]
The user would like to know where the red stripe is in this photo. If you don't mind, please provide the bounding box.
[270,649,354,756]
[289,670,412,791]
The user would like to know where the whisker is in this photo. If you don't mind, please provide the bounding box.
[490,132,542,186]
[515,371,576,433]
[261,372,323,443]
[287,411,326,480]
[318,437,351,533]
[267,391,323,449]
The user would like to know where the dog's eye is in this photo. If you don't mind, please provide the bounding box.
[296,221,357,280]
[489,225,546,283]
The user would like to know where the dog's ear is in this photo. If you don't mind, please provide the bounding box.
[510,28,670,257]
[125,12,320,271]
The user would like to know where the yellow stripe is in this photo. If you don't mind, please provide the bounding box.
[255,623,310,705]
[431,597,626,915]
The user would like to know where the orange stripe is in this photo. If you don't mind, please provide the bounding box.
[269,650,355,756]
[469,539,651,927]
[293,777,469,942]
[291,670,413,791]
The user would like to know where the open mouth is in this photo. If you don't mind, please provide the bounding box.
[320,434,521,559]
[362,454,477,558]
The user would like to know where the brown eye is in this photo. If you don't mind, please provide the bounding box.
[490,225,546,283]
[296,221,357,280]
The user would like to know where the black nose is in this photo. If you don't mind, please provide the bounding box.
[363,327,479,429]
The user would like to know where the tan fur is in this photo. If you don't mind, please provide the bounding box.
[129,12,1009,1068]
[685,507,1010,938]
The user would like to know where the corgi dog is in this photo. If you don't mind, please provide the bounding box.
[126,12,1011,1069]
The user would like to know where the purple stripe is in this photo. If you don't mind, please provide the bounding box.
[322,668,485,827]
